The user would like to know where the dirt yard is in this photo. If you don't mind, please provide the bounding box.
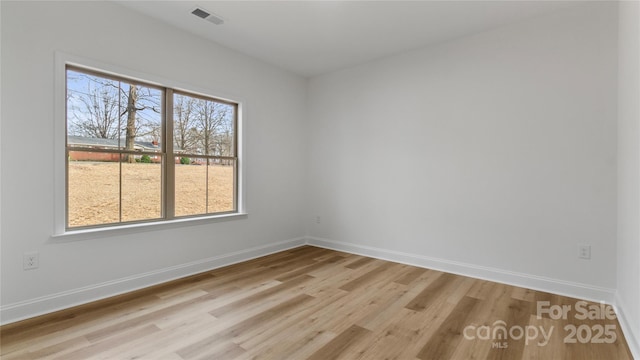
[68,161,234,227]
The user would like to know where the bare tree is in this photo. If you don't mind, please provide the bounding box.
[121,85,161,162]
[124,86,138,162]
[193,99,229,163]
[173,94,198,153]
[68,75,120,139]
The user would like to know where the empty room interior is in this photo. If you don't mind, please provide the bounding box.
[1,0,639,359]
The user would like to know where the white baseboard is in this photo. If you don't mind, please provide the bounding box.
[614,292,640,360]
[306,236,616,304]
[0,237,306,326]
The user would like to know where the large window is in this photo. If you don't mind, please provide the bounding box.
[65,66,238,229]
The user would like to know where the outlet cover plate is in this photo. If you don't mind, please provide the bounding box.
[578,244,591,260]
[23,252,39,270]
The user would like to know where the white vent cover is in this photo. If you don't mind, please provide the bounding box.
[191,7,224,25]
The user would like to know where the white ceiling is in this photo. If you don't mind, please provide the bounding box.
[116,1,586,77]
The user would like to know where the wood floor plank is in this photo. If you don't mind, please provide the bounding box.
[466,279,498,300]
[306,324,371,360]
[83,290,216,344]
[0,246,632,360]
[176,293,315,359]
[520,315,567,360]
[234,291,349,357]
[0,336,89,360]
[110,311,220,360]
[344,256,375,269]
[275,255,342,282]
[53,324,161,360]
[416,296,480,359]
[369,288,461,359]
[323,281,410,334]
[209,274,313,317]
[0,293,160,355]
[356,268,441,331]
[511,286,536,303]
[447,283,514,359]
[394,266,429,286]
[405,272,459,312]
[339,261,400,291]
[246,329,335,360]
[483,298,532,360]
[154,280,281,330]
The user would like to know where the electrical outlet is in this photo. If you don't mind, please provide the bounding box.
[23,252,39,270]
[316,216,321,224]
[578,244,591,260]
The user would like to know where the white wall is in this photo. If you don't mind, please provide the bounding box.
[306,2,619,301]
[0,1,307,323]
[616,0,640,357]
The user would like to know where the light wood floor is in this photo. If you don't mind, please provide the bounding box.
[0,246,633,359]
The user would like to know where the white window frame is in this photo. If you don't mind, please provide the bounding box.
[53,52,246,240]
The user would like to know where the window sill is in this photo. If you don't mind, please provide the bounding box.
[50,213,248,243]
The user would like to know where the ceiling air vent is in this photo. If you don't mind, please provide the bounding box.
[191,7,224,25]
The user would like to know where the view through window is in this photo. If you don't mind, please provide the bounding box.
[66,66,238,229]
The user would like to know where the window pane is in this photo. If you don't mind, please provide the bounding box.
[67,70,123,147]
[121,155,162,222]
[209,103,235,157]
[66,69,163,153]
[208,159,235,213]
[173,93,235,156]
[175,157,207,217]
[67,151,120,227]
